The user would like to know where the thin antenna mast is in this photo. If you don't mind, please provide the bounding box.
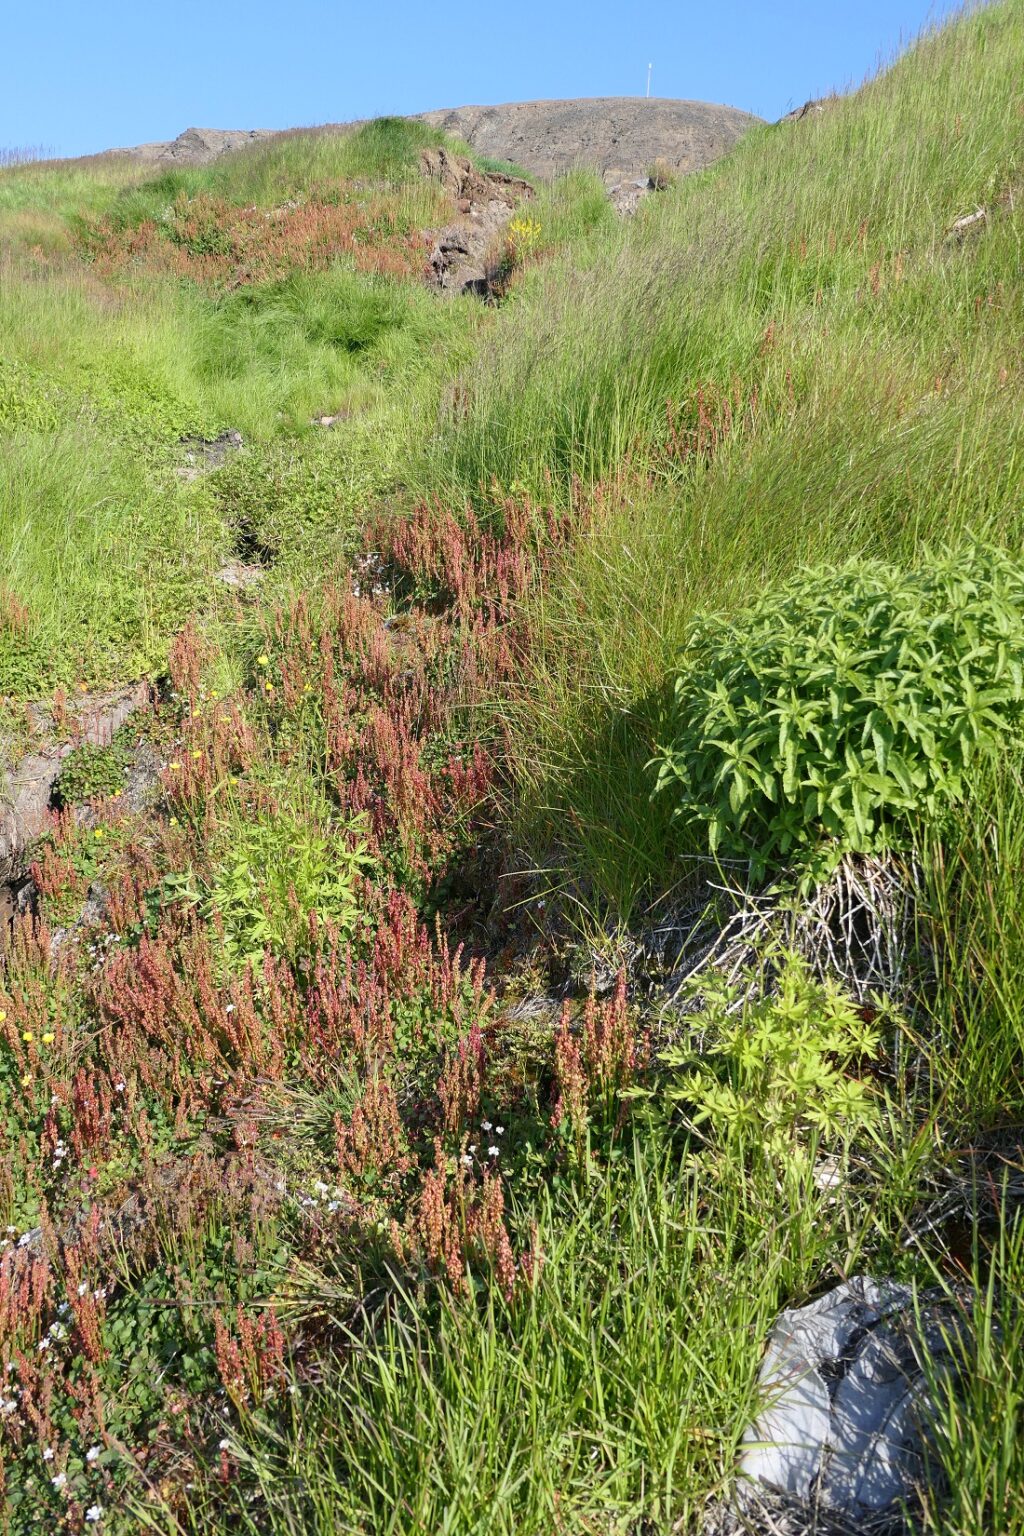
[646,62,653,98]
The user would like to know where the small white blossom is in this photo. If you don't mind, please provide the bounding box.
[481,1120,493,1131]
[219,1437,231,1450]
[85,1506,103,1523]
[37,1338,50,1352]
[77,1282,88,1297]
[460,1154,473,1167]
[114,1081,125,1093]
[225,1004,235,1015]
[496,1126,505,1135]
[51,1472,67,1490]
[42,1447,54,1461]
[488,1146,500,1158]
[86,1445,101,1462]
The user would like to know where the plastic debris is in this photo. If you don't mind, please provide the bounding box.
[713,1276,971,1535]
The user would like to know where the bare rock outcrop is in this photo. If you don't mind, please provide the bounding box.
[1,681,149,880]
[115,126,272,166]
[421,147,535,295]
[416,97,761,185]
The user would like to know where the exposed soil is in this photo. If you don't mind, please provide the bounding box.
[420,147,535,295]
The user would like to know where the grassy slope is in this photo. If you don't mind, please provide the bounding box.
[0,119,485,700]
[431,2,1024,912]
[0,12,1023,1536]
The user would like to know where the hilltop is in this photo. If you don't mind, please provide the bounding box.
[416,96,761,182]
[103,95,761,183]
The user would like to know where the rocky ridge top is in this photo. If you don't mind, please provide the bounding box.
[104,97,761,182]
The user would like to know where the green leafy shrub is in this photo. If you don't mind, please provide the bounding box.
[660,953,882,1164]
[53,740,131,807]
[207,806,373,965]
[652,545,1024,881]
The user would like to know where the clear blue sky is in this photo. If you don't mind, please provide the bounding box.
[2,0,966,159]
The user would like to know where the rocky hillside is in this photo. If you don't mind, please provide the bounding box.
[416,97,761,182]
[109,97,760,181]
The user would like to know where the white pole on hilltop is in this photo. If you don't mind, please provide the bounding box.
[646,63,653,98]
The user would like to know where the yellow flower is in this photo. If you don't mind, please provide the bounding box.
[219,715,231,724]
[20,1074,31,1088]
[256,654,269,668]
[169,762,181,772]
[22,1031,33,1044]
[93,828,104,841]
[0,1010,6,1023]
[169,817,179,828]
[191,750,203,760]
[41,1032,55,1045]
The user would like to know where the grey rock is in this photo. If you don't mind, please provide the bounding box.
[1,681,150,878]
[113,126,272,166]
[417,98,762,185]
[177,429,243,481]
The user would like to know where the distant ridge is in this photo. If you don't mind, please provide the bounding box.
[102,98,761,183]
[415,97,762,184]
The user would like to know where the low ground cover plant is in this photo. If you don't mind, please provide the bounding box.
[651,546,1024,882]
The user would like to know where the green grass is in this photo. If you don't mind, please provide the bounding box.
[436,0,1024,914]
[3,14,1024,1536]
[0,120,488,694]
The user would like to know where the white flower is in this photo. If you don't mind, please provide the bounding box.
[42,1447,54,1461]
[488,1146,499,1158]
[468,1144,477,1153]
[114,1081,125,1093]
[86,1444,101,1462]
[0,1399,16,1415]
[481,1120,493,1131]
[225,1003,235,1015]
[51,1472,67,1489]
[460,1154,473,1167]
[77,1282,88,1297]
[85,1506,103,1523]
[313,1180,329,1197]
[496,1126,505,1135]
[327,1201,341,1213]
[219,1437,231,1450]
[37,1338,50,1352]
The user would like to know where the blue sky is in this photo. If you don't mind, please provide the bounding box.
[2,0,966,159]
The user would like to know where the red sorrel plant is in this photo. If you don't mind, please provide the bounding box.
[551,974,642,1166]
[213,1305,286,1410]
